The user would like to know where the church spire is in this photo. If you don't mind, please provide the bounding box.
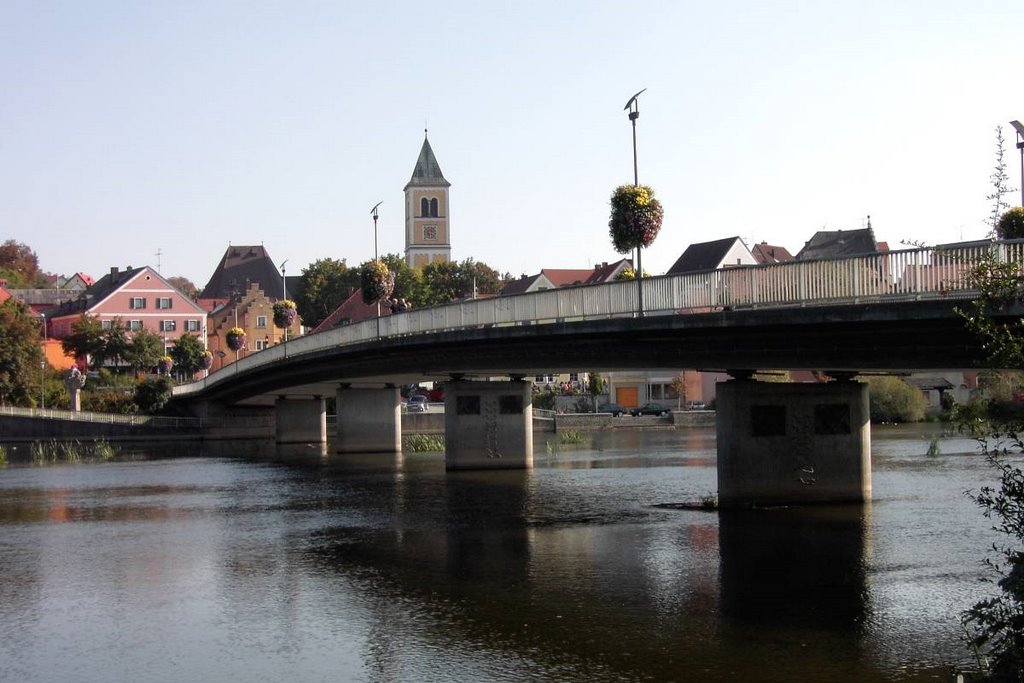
[404,133,450,190]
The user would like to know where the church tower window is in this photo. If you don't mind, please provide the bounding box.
[430,198,439,217]
[420,198,429,217]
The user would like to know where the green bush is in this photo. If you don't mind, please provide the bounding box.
[134,376,174,414]
[865,376,927,423]
[997,206,1024,240]
[405,434,444,452]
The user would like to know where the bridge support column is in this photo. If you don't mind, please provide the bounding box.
[275,396,327,445]
[336,386,401,453]
[716,379,871,507]
[444,379,533,470]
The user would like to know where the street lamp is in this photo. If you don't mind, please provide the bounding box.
[371,201,383,336]
[39,312,45,409]
[624,88,646,316]
[1011,120,1024,207]
[280,259,289,300]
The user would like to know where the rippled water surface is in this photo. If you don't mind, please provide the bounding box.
[0,426,1003,682]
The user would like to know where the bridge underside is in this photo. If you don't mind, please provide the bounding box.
[183,299,996,406]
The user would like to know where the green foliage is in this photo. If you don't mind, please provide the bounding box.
[166,276,198,299]
[404,434,444,452]
[533,389,556,411]
[379,253,424,304]
[170,333,207,377]
[123,329,164,374]
[0,298,45,405]
[559,430,584,444]
[956,243,1024,678]
[864,376,927,423]
[134,376,173,414]
[60,315,106,368]
[987,126,1017,234]
[0,239,44,288]
[418,258,503,306]
[0,445,7,466]
[81,390,137,414]
[296,258,360,329]
[101,318,131,369]
[998,207,1024,241]
[608,184,664,254]
[28,439,118,465]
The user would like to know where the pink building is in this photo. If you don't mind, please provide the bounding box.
[47,265,207,359]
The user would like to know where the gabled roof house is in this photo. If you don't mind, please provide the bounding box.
[752,242,795,265]
[311,290,393,334]
[796,228,884,260]
[499,259,632,296]
[667,237,757,274]
[199,244,297,306]
[47,265,208,357]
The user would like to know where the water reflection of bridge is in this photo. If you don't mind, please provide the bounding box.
[172,240,1022,506]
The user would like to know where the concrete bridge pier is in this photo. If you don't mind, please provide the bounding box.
[336,385,401,453]
[275,396,327,445]
[715,377,871,507]
[444,379,533,470]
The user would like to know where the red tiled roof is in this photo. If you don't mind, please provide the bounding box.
[312,290,392,334]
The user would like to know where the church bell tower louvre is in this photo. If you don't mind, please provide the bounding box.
[404,131,451,268]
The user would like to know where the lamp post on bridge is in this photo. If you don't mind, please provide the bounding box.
[1011,120,1024,207]
[625,88,646,317]
[371,201,383,337]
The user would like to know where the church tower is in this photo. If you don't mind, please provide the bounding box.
[404,132,451,268]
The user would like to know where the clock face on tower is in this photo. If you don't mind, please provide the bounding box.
[423,225,437,240]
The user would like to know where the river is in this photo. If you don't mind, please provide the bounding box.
[0,425,1005,682]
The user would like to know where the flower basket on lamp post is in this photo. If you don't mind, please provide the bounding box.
[200,351,214,370]
[157,355,173,375]
[273,300,298,340]
[226,327,246,352]
[608,184,664,316]
[360,260,395,305]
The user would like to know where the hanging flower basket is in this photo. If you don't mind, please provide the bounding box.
[226,327,246,351]
[200,351,214,370]
[360,260,395,305]
[157,355,174,374]
[273,299,298,329]
[608,184,664,254]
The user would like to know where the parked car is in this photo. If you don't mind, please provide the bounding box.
[597,402,628,417]
[406,395,428,413]
[631,402,670,417]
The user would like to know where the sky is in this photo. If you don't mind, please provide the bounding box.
[2,0,1023,288]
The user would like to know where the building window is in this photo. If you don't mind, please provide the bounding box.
[129,297,146,309]
[128,320,142,331]
[255,339,268,351]
[156,297,172,309]
[569,373,579,382]
[420,198,429,217]
[101,320,112,330]
[429,197,439,217]
[159,320,176,332]
[186,320,200,332]
[256,315,267,329]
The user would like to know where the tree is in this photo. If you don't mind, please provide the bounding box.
[418,259,504,306]
[379,253,424,304]
[987,126,1018,235]
[134,375,173,413]
[588,371,606,411]
[296,258,359,329]
[123,329,165,374]
[167,276,198,299]
[0,298,44,405]
[997,207,1024,241]
[61,315,106,369]
[169,333,207,378]
[102,318,131,369]
[0,240,43,288]
[955,246,1024,677]
[864,375,926,423]
[671,371,688,409]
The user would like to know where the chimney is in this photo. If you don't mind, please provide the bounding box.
[110,266,119,277]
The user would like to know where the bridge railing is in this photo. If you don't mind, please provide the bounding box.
[176,239,1024,397]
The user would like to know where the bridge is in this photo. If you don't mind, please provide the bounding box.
[173,239,1023,506]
